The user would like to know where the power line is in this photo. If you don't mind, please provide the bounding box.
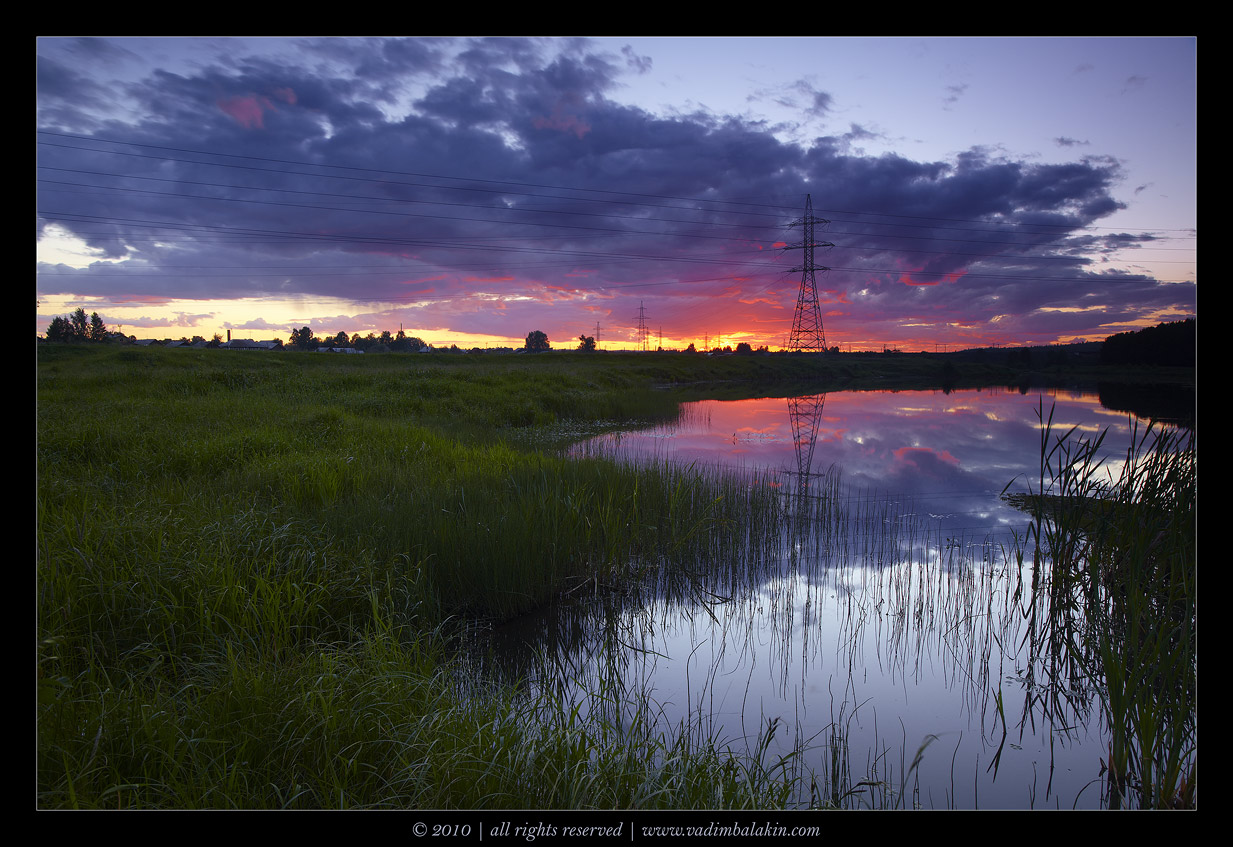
[37,175,1196,285]
[37,131,790,219]
[37,206,1194,286]
[36,131,1197,309]
[38,131,1197,236]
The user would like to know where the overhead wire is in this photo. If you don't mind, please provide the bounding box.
[38,130,1197,234]
[36,131,1197,308]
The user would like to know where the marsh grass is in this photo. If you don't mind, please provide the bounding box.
[39,347,1194,809]
[484,449,1054,809]
[1004,403,1196,808]
[37,346,815,808]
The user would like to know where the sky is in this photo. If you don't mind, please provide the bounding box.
[36,36,1197,351]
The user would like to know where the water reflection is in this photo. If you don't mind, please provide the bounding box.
[582,386,1166,548]
[788,394,825,494]
[476,387,1190,809]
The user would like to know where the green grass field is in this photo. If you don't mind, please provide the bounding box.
[36,346,839,808]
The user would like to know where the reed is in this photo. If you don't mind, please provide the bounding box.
[1005,403,1196,808]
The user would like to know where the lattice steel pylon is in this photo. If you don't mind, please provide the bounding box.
[635,301,650,351]
[788,394,826,482]
[786,194,833,353]
[788,393,826,497]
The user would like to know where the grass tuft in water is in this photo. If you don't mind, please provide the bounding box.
[1003,403,1196,809]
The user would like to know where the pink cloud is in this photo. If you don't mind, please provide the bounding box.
[892,446,960,470]
[898,269,968,287]
[216,88,297,129]
[218,94,273,129]
[532,96,591,138]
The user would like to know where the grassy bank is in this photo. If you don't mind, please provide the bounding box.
[36,346,811,808]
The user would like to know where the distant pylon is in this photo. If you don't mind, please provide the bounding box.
[786,194,833,353]
[635,301,650,351]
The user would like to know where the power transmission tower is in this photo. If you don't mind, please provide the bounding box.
[635,301,650,351]
[788,393,826,496]
[785,194,833,353]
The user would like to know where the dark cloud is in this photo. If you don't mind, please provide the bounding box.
[36,55,119,132]
[621,45,653,75]
[789,80,834,118]
[943,83,968,108]
[36,37,1194,348]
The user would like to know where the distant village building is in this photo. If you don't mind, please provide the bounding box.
[221,339,280,350]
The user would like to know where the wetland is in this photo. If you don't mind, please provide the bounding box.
[36,346,1195,810]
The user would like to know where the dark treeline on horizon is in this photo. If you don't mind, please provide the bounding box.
[39,315,1198,371]
[1100,319,1196,368]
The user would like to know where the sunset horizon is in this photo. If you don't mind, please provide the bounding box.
[37,37,1196,353]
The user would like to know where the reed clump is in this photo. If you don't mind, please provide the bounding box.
[1005,404,1196,809]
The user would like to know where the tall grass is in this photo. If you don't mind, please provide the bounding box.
[36,346,813,808]
[40,347,1193,809]
[1006,403,1196,809]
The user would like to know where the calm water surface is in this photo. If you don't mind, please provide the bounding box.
[488,386,1186,809]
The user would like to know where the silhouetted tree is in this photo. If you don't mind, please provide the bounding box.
[525,330,550,352]
[70,308,89,340]
[45,315,71,342]
[44,309,110,342]
[577,335,596,351]
[288,326,319,350]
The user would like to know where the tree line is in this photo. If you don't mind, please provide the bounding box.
[43,307,110,343]
[286,327,430,352]
[1101,319,1195,367]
